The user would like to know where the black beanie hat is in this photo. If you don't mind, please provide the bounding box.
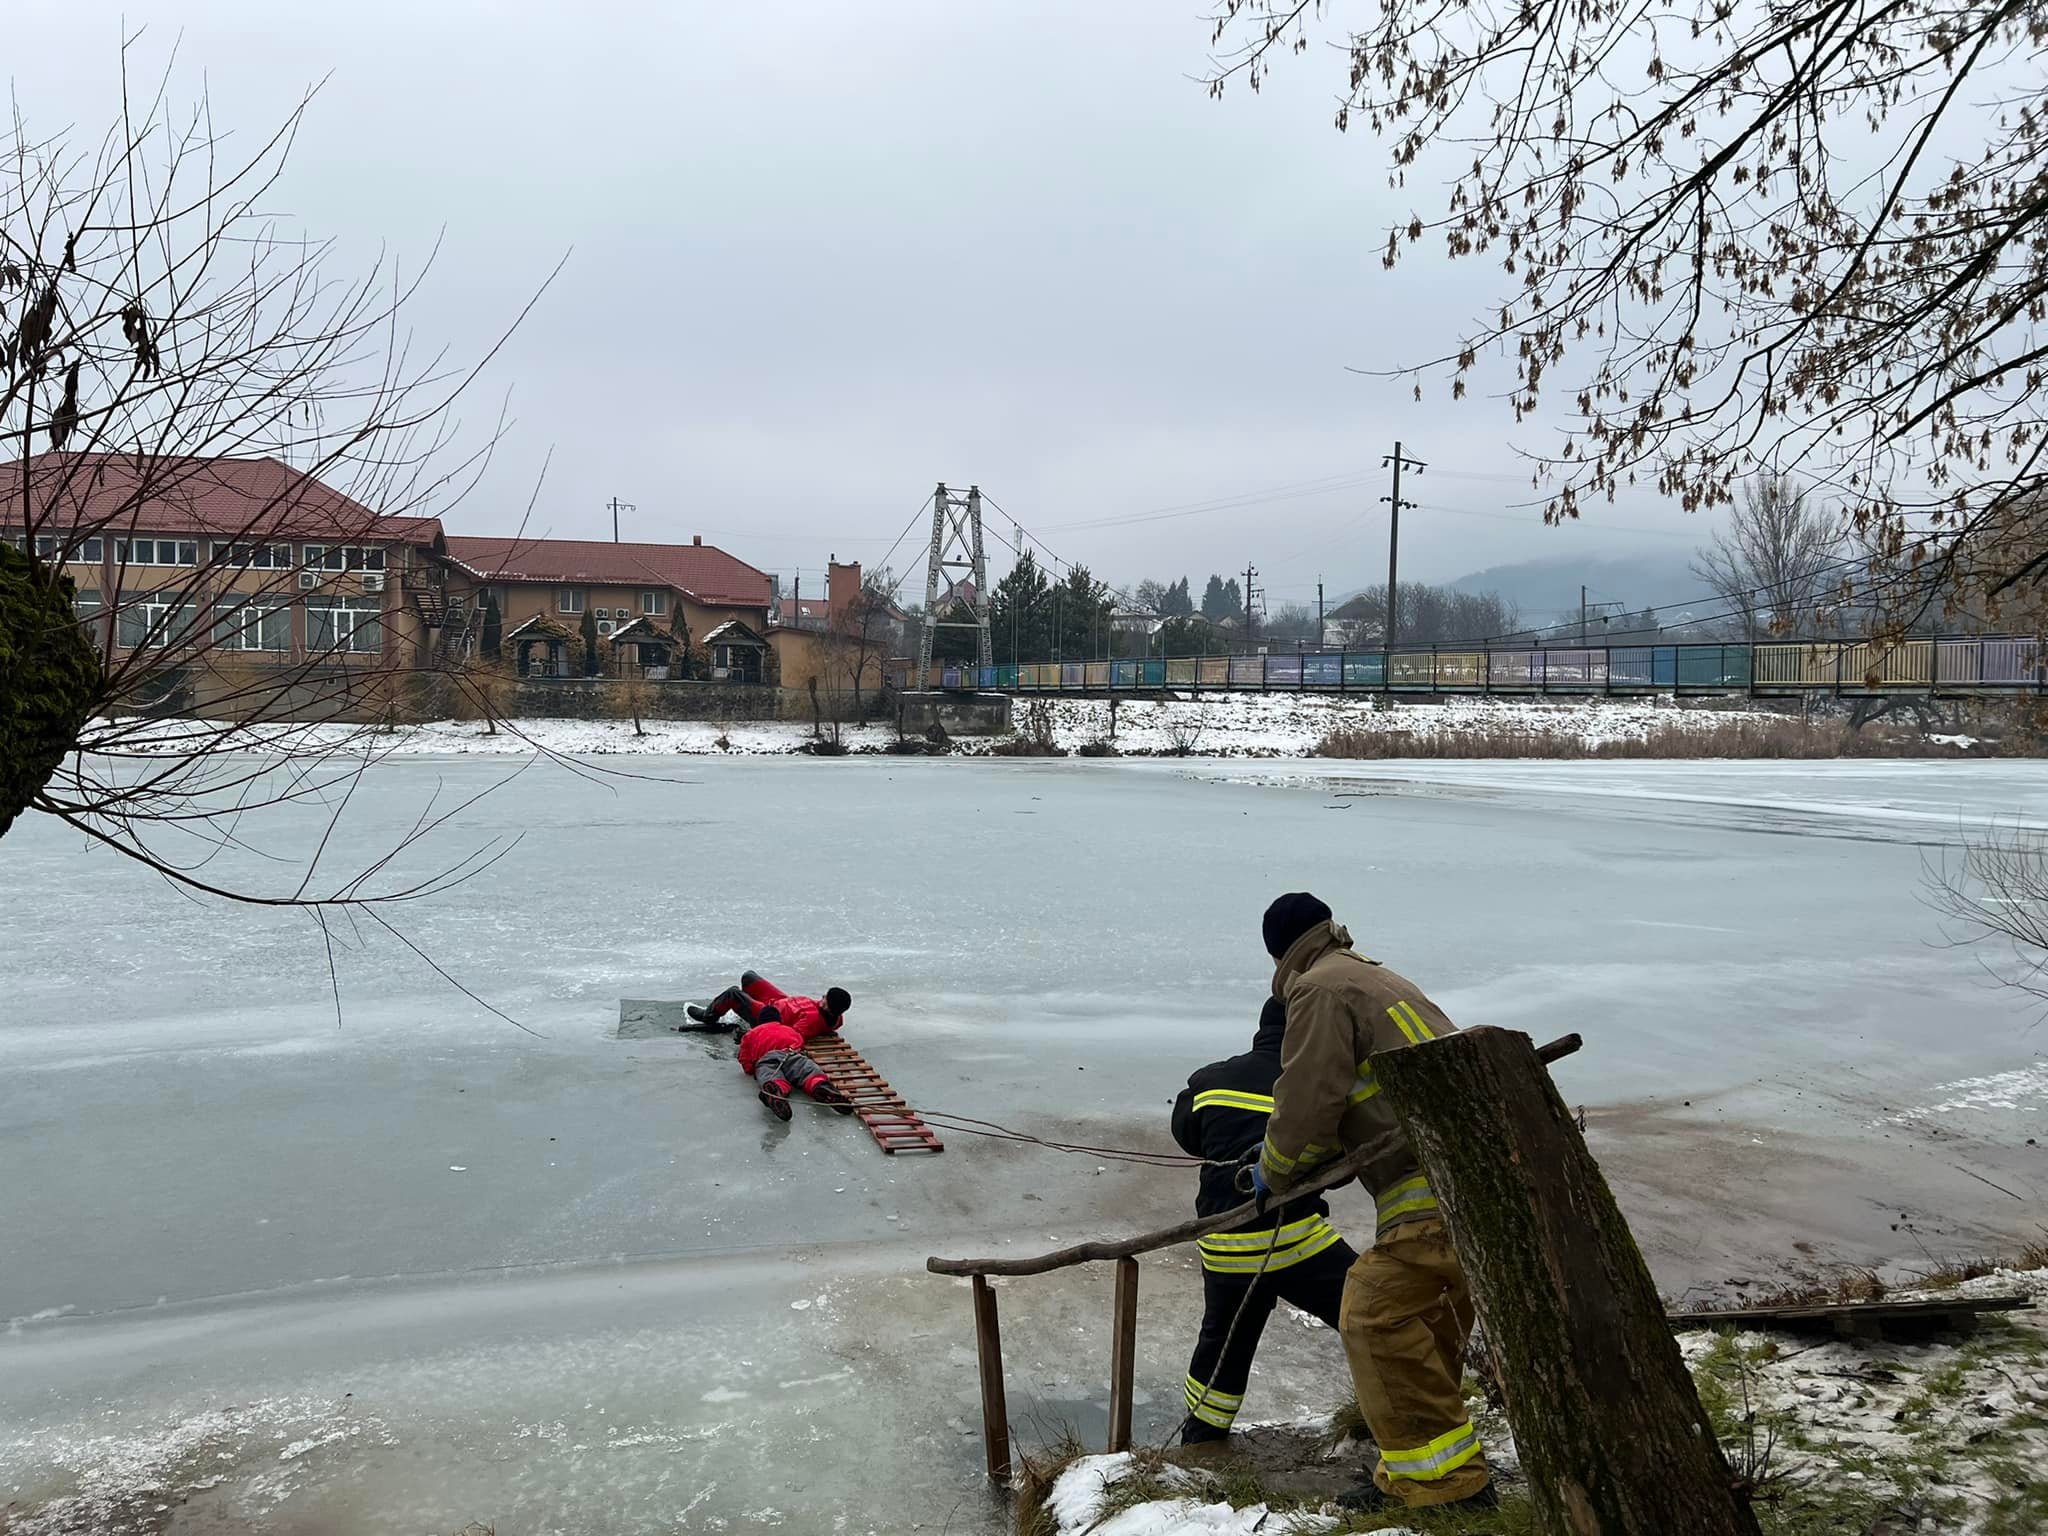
[1262,892,1333,958]
[824,987,852,1015]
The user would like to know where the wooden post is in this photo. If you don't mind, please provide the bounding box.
[1106,1257,1139,1452]
[971,1276,1012,1482]
[1375,1027,1762,1536]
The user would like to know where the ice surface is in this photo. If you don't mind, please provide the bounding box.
[3,754,2044,1532]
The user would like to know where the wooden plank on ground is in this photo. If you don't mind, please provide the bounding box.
[1668,1293,2032,1337]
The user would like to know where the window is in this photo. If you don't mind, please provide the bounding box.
[558,588,585,614]
[642,590,667,616]
[341,546,388,572]
[306,595,383,656]
[115,592,200,650]
[303,544,324,569]
[74,587,102,622]
[213,600,292,652]
[321,545,347,571]
[115,538,196,567]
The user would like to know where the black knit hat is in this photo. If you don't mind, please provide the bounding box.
[1262,892,1333,958]
[824,986,852,1015]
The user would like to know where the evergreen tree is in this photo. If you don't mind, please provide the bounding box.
[480,593,502,660]
[580,605,600,676]
[987,551,1055,663]
[1051,563,1115,661]
[1200,575,1245,621]
[1159,613,1220,656]
[1161,577,1194,617]
[930,599,981,663]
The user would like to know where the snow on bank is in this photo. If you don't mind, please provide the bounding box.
[1040,1270,2048,1536]
[99,692,1772,761]
[1044,1453,1348,1536]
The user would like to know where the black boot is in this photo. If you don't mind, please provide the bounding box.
[758,1081,793,1122]
[809,1079,857,1117]
[741,970,763,989]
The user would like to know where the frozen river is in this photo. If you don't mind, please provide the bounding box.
[3,754,2045,1534]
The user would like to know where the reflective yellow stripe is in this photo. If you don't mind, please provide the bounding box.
[1192,1089,1274,1114]
[1380,1420,1481,1481]
[1387,1000,1435,1044]
[1260,1137,1297,1174]
[1375,1174,1439,1224]
[1184,1375,1241,1427]
[1199,1218,1343,1273]
[1199,1215,1331,1251]
[1202,1222,1345,1273]
[1348,1063,1381,1105]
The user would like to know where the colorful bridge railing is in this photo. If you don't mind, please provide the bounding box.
[890,637,2047,695]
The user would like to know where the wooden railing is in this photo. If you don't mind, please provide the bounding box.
[926,1032,1581,1482]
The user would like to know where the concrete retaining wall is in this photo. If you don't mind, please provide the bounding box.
[897,691,1013,737]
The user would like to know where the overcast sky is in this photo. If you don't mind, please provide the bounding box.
[22,0,1719,607]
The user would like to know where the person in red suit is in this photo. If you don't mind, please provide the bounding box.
[684,972,856,1121]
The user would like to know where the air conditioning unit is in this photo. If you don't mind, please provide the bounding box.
[597,620,614,637]
[298,571,318,590]
[362,573,385,593]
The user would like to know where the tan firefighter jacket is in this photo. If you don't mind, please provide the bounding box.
[1258,919,1455,1236]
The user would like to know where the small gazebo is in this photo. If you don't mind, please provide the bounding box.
[607,615,681,678]
[504,613,573,677]
[701,619,768,684]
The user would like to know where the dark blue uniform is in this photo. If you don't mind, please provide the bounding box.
[1170,998,1358,1441]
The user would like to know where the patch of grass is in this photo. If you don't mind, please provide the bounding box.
[1906,1253,2006,1290]
[1012,1428,1085,1536]
[1323,1391,1369,1450]
[1978,1454,2048,1536]
[1327,1489,1542,1534]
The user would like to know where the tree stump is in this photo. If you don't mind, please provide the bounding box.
[1375,1026,1761,1536]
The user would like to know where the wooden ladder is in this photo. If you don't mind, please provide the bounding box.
[805,1034,944,1154]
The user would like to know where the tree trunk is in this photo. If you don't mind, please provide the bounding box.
[1375,1027,1762,1536]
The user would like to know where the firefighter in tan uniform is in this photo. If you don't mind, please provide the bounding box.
[1248,892,1494,1514]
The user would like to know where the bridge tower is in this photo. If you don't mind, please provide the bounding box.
[915,483,993,682]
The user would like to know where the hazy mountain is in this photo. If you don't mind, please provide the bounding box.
[1445,551,1714,627]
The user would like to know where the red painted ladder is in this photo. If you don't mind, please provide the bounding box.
[805,1034,945,1154]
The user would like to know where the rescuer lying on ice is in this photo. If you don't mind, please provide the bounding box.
[1248,892,1495,1514]
[1172,994,1358,1444]
[683,971,856,1122]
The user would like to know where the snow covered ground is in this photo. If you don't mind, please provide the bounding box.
[1040,1268,2048,1536]
[3,754,2045,1533]
[98,689,1823,761]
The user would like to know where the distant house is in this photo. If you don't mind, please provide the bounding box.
[2,451,446,671]
[440,533,772,678]
[766,559,902,695]
[1111,605,1163,637]
[936,576,979,612]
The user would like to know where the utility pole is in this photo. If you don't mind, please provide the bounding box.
[1243,563,1259,646]
[1581,584,1588,647]
[1381,443,1426,653]
[1317,577,1325,652]
[607,496,636,543]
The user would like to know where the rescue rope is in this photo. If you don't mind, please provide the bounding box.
[1171,1219,1286,1452]
[912,1109,1216,1168]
